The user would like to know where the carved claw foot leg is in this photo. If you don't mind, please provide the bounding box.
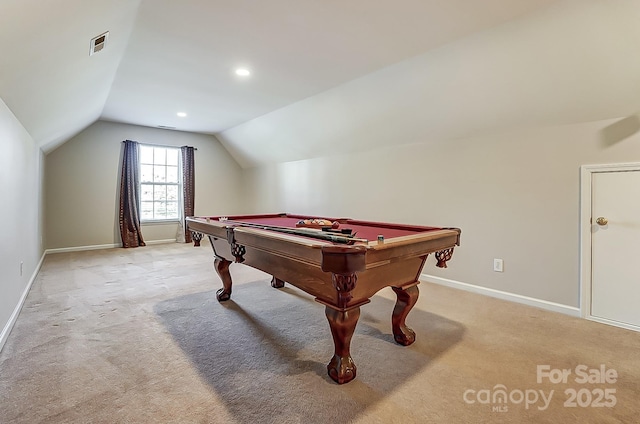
[215,288,231,301]
[271,276,285,288]
[214,257,233,301]
[325,306,360,384]
[327,354,356,385]
[391,285,419,346]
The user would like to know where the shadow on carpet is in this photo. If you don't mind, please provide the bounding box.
[155,280,465,423]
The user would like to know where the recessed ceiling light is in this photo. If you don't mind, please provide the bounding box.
[177,112,187,117]
[235,68,251,76]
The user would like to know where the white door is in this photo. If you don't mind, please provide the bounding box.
[591,170,640,328]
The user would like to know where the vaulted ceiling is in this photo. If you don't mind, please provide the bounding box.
[2,0,639,167]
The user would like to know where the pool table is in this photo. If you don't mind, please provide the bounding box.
[186,213,461,384]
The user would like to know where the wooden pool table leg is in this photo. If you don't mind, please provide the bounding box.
[325,306,360,384]
[214,257,233,301]
[391,284,419,346]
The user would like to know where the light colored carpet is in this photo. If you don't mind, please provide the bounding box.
[1,241,639,423]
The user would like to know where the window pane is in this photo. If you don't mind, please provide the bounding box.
[141,202,154,220]
[166,149,179,166]
[141,165,153,182]
[154,201,167,219]
[154,165,166,182]
[140,146,154,164]
[141,184,154,201]
[167,185,178,201]
[166,201,179,218]
[154,185,167,201]
[154,147,166,165]
[166,165,178,183]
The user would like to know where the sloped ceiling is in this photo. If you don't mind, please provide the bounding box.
[218,0,640,167]
[3,0,639,166]
[0,0,141,151]
[0,0,560,154]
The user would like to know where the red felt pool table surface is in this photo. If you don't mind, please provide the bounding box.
[208,213,443,243]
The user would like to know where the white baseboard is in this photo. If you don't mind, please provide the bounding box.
[422,273,581,317]
[0,251,46,353]
[46,243,120,254]
[45,239,177,254]
[586,316,640,333]
[146,239,178,246]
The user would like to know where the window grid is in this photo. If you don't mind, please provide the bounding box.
[139,145,181,221]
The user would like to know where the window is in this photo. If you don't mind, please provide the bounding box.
[139,145,181,221]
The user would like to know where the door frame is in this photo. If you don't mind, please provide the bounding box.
[580,162,640,332]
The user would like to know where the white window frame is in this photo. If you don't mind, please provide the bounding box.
[139,144,182,223]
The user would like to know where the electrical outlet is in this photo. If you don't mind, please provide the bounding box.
[493,258,504,272]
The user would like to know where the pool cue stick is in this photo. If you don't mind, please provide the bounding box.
[223,220,366,244]
[220,219,368,245]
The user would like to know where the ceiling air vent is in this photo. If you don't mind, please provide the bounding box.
[89,31,109,56]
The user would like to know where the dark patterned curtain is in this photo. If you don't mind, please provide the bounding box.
[119,140,146,248]
[181,146,195,243]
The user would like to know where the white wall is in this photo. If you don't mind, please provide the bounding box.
[45,120,244,249]
[0,98,44,350]
[243,118,640,309]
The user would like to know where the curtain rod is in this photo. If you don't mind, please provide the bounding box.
[122,140,197,150]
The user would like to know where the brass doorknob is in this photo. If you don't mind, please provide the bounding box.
[596,217,608,226]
